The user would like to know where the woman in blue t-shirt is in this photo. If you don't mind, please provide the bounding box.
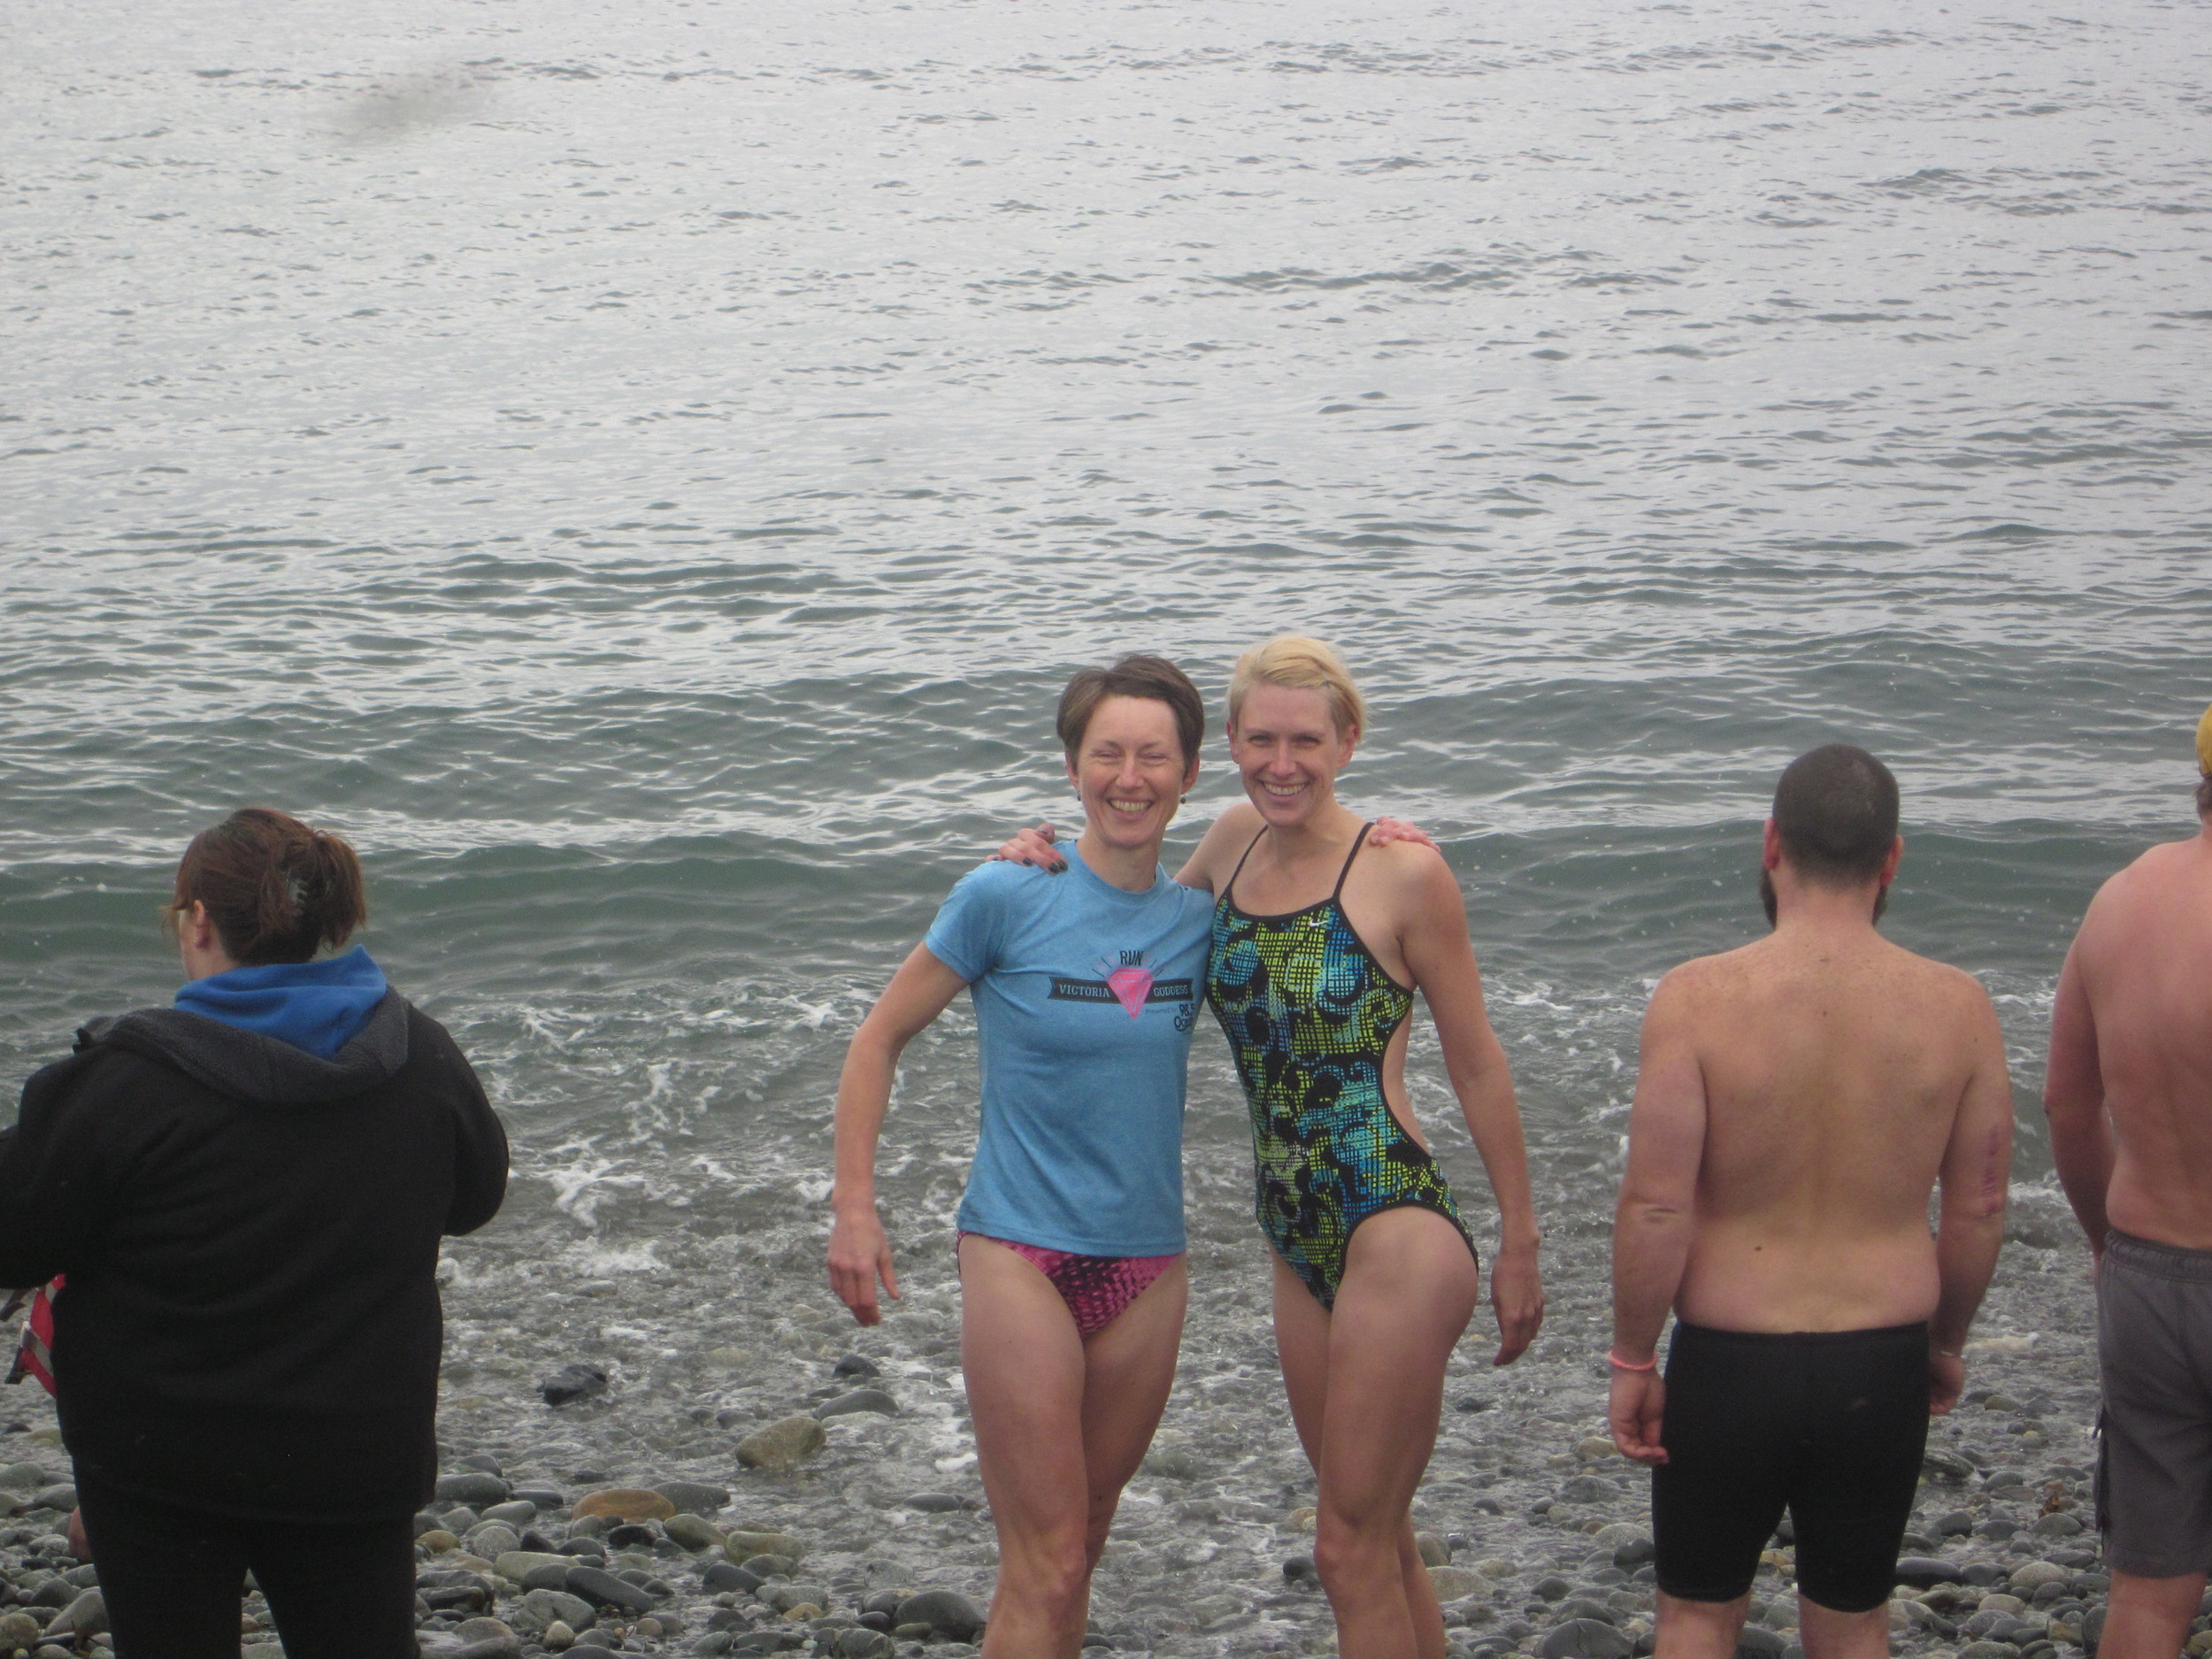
[827,653,1216,1658]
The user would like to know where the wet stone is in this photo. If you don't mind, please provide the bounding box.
[664,1513,724,1551]
[1537,1617,1633,1659]
[895,1591,986,1642]
[725,1531,807,1563]
[654,1480,730,1516]
[434,1472,510,1509]
[813,1388,900,1422]
[40,1590,104,1641]
[565,1564,658,1615]
[760,1584,832,1615]
[492,1551,570,1583]
[735,1417,827,1471]
[903,1494,966,1513]
[464,1523,520,1558]
[833,1356,881,1379]
[574,1488,674,1522]
[540,1364,610,1408]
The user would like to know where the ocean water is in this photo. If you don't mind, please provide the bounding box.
[3,0,2208,1639]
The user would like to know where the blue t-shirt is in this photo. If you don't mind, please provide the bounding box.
[925,854,1212,1257]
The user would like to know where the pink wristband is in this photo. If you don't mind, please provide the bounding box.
[1607,1349,1657,1372]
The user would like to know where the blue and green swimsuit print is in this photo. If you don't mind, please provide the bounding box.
[1206,826,1479,1307]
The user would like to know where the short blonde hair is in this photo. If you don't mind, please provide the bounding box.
[1227,635,1366,736]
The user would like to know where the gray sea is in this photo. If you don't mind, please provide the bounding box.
[3,0,2208,1648]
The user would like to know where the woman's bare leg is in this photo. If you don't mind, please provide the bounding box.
[961,1237,1186,1659]
[1273,1209,1478,1659]
[1079,1257,1188,1568]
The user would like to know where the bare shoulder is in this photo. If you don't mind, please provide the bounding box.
[1180,800,1266,890]
[1361,833,1456,891]
[1212,798,1264,840]
[1879,939,2001,1028]
[2083,836,2199,927]
[1642,949,1740,1023]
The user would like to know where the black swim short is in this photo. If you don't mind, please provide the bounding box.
[1652,1320,1929,1613]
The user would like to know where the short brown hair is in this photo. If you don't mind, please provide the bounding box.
[1773,744,1900,885]
[167,808,367,965]
[1056,654,1204,768]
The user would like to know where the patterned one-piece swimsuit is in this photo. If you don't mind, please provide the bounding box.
[1208,824,1479,1309]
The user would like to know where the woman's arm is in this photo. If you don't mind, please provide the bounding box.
[1393,849,1545,1364]
[0,1057,119,1290]
[430,1021,511,1238]
[827,944,971,1325]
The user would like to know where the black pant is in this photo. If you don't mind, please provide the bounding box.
[75,1476,417,1659]
[1652,1321,1930,1613]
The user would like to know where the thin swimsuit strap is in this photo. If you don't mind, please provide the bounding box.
[1332,821,1376,900]
[1223,826,1268,908]
[1224,820,1376,910]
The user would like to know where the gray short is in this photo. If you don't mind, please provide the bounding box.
[2099,1229,2212,1577]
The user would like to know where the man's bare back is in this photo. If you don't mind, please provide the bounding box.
[2047,751,2212,1643]
[2047,826,2212,1251]
[1657,925,2011,1333]
[1609,745,2015,1659]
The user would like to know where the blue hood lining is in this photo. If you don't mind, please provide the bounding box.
[172,946,390,1060]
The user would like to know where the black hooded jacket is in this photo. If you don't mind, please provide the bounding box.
[0,992,508,1523]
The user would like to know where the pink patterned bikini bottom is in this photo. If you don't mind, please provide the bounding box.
[957,1232,1180,1338]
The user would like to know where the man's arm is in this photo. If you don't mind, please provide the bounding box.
[1931,979,2015,1413]
[1609,972,1708,1464]
[2043,939,2113,1260]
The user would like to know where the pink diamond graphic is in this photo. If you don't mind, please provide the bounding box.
[1105,966,1154,1018]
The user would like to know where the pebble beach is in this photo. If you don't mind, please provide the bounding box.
[0,1179,2122,1659]
[6,0,2209,1655]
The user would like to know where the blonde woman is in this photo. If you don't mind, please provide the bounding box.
[1002,638,1543,1658]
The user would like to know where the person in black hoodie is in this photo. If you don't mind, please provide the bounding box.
[0,808,508,1659]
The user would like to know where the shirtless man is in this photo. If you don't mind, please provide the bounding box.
[2044,705,2212,1659]
[1609,743,2015,1659]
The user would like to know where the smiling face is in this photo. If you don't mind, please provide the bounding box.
[1228,680,1356,827]
[1067,694,1200,855]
